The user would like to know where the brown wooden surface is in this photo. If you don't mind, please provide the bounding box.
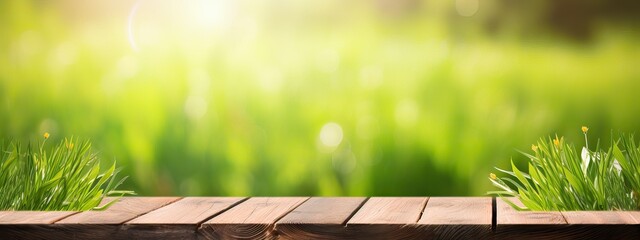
[562,211,639,224]
[128,197,245,224]
[121,197,246,239]
[418,197,492,239]
[201,197,308,240]
[348,197,427,224]
[0,211,77,224]
[344,197,427,239]
[559,211,640,239]
[419,197,492,225]
[495,198,640,239]
[57,197,180,224]
[1,197,639,240]
[494,197,568,239]
[276,197,367,239]
[12,197,182,240]
[496,197,566,225]
[629,211,640,223]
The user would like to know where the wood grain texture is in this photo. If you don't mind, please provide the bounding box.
[557,211,640,239]
[128,197,245,224]
[419,197,492,225]
[16,197,183,240]
[2,197,640,240]
[200,197,308,240]
[496,197,566,225]
[562,211,638,224]
[629,211,640,223]
[342,197,427,239]
[0,211,79,239]
[417,197,492,239]
[121,197,246,239]
[348,197,427,224]
[56,197,180,224]
[0,211,77,224]
[494,198,640,239]
[276,197,367,240]
[494,197,568,239]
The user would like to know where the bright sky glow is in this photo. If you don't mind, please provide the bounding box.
[127,0,235,52]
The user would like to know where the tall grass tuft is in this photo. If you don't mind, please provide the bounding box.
[489,127,640,211]
[0,134,134,210]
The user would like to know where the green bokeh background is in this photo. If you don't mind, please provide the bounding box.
[1,0,639,196]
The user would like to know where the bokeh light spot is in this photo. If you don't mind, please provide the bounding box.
[319,122,344,148]
[456,0,479,17]
[184,96,208,121]
[359,66,383,89]
[395,100,419,127]
[332,150,357,174]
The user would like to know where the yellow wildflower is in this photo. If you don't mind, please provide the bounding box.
[489,173,497,180]
[531,144,538,152]
[581,126,589,133]
[553,136,560,147]
[66,141,74,150]
[43,132,50,139]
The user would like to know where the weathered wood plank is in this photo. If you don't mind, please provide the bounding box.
[629,212,640,223]
[56,197,180,224]
[417,197,492,239]
[8,197,182,240]
[120,197,246,239]
[494,197,640,239]
[343,197,427,239]
[200,197,308,240]
[0,211,80,239]
[494,197,567,239]
[562,211,638,224]
[558,211,640,239]
[0,197,180,240]
[496,197,566,225]
[129,197,245,224]
[276,197,367,239]
[0,211,77,224]
[419,197,492,225]
[349,197,427,224]
[2,197,640,239]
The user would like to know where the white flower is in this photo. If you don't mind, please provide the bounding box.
[612,159,622,175]
[581,147,590,175]
[581,146,622,175]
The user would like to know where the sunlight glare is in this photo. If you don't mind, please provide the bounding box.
[127,0,236,52]
[188,0,235,30]
[127,0,142,52]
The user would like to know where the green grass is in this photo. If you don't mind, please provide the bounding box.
[489,127,640,210]
[0,134,133,211]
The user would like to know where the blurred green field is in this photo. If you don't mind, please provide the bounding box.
[1,0,640,196]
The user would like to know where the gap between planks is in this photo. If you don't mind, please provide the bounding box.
[200,197,310,239]
[343,197,371,225]
[196,197,250,225]
[270,197,312,225]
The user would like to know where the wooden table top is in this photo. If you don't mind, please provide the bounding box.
[1,197,639,239]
